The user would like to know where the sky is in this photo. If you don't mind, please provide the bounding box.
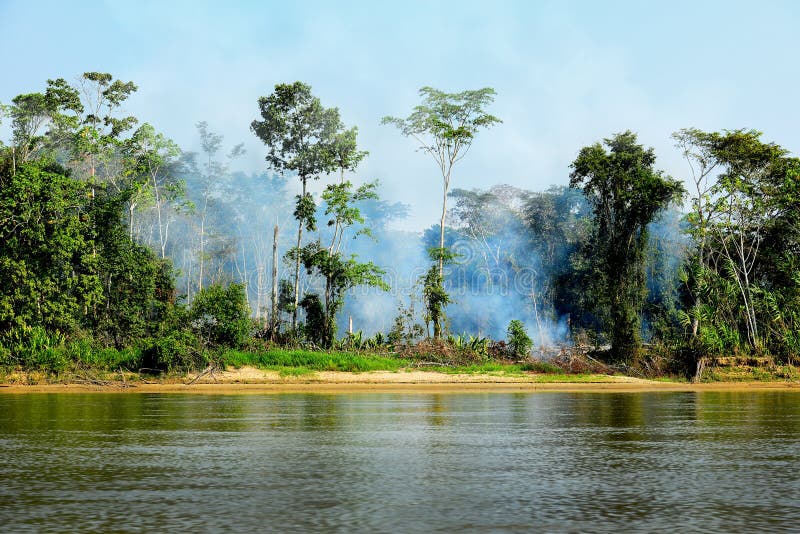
[1,0,798,231]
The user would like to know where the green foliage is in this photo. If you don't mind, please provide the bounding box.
[0,325,68,372]
[251,81,341,182]
[675,128,800,362]
[421,265,450,339]
[220,348,407,372]
[140,330,202,372]
[277,279,296,315]
[299,242,388,348]
[299,293,326,346]
[0,161,102,334]
[189,284,250,349]
[65,338,141,370]
[383,86,501,334]
[519,361,562,373]
[445,333,490,357]
[340,331,390,351]
[295,171,388,348]
[507,320,533,357]
[388,300,425,346]
[381,87,501,153]
[322,180,379,244]
[570,131,685,362]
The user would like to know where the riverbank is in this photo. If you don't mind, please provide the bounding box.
[1,366,798,393]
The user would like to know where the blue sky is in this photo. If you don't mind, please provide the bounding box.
[1,0,798,230]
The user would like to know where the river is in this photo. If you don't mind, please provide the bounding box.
[1,391,798,532]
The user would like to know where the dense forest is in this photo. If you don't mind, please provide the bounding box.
[1,72,799,380]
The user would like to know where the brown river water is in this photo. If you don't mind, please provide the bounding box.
[1,391,799,532]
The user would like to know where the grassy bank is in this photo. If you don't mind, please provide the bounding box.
[1,345,798,386]
[218,349,409,374]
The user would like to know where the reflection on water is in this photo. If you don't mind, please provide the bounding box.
[1,391,799,532]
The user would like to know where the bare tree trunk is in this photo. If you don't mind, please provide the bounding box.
[693,356,707,383]
[128,203,135,241]
[184,248,193,304]
[198,199,207,293]
[439,180,447,277]
[239,232,249,311]
[152,172,166,258]
[531,283,545,350]
[271,224,279,334]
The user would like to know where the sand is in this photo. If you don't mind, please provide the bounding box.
[1,366,798,394]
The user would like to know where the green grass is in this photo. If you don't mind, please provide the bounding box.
[218,352,614,381]
[277,366,316,377]
[424,362,526,375]
[431,361,569,376]
[219,349,409,373]
[702,364,800,382]
[519,361,563,374]
[406,361,612,382]
[651,376,689,383]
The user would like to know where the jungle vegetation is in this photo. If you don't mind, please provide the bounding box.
[1,72,799,380]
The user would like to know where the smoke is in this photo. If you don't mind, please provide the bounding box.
[335,184,586,345]
[127,125,687,347]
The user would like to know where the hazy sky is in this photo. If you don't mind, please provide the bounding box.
[2,0,798,230]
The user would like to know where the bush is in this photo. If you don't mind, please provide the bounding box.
[0,325,70,372]
[140,331,203,372]
[507,320,533,357]
[66,338,142,371]
[0,344,12,367]
[189,284,250,349]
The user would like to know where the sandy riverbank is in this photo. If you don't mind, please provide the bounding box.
[1,366,799,394]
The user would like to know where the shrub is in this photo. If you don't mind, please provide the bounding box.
[140,330,203,372]
[189,284,250,349]
[507,320,533,357]
[0,325,69,372]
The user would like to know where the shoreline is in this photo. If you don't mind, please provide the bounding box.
[1,367,798,394]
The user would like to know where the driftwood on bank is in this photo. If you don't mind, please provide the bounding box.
[186,363,219,385]
[63,362,136,388]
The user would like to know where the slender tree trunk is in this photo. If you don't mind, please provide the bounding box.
[531,283,545,350]
[239,233,249,311]
[324,277,332,348]
[271,223,279,334]
[128,203,135,240]
[152,172,166,258]
[292,178,306,330]
[185,248,193,304]
[163,218,171,260]
[439,181,447,277]
[199,197,208,293]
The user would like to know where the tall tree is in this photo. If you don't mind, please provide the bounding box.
[190,121,244,297]
[382,87,501,277]
[251,82,341,330]
[70,72,138,181]
[681,129,794,353]
[383,87,499,339]
[125,123,185,256]
[570,131,684,362]
[673,128,724,340]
